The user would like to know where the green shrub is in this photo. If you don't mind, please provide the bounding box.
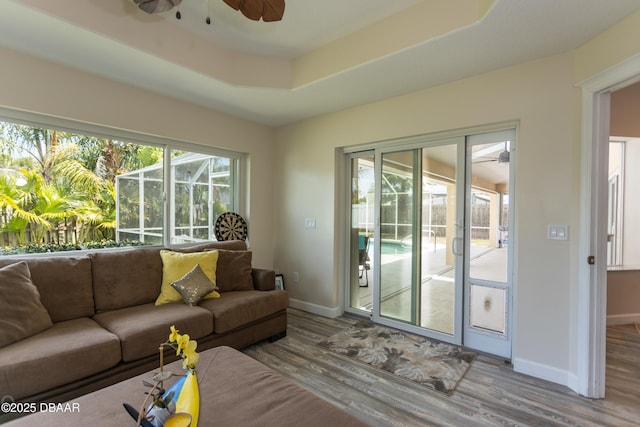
[0,240,148,256]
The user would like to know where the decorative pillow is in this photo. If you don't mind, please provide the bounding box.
[170,264,217,306]
[0,261,53,348]
[155,250,221,306]
[212,250,254,292]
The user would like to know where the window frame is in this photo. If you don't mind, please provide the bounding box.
[0,107,246,250]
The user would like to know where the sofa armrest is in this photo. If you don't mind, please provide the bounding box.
[252,269,275,291]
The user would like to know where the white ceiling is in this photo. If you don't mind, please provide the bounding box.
[176,0,424,58]
[1,0,640,127]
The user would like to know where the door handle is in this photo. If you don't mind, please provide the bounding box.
[452,236,463,256]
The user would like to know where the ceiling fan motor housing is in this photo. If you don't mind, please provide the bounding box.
[133,0,182,15]
[498,149,510,163]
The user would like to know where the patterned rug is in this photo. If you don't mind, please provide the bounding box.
[318,321,476,395]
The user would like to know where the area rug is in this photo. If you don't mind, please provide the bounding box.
[318,321,476,395]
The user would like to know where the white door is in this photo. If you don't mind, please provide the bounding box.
[463,130,514,359]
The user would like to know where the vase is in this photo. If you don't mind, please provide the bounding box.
[169,369,199,427]
[142,369,199,427]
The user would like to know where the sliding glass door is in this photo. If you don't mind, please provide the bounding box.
[348,137,465,345]
[349,153,375,311]
[419,143,462,336]
[346,128,514,358]
[378,150,420,325]
[377,142,463,342]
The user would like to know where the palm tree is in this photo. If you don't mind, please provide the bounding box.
[49,145,116,243]
[0,144,112,245]
[1,120,164,249]
[72,182,116,242]
[0,171,50,245]
[0,123,58,180]
[30,182,75,244]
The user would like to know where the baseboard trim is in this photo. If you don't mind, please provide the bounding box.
[513,357,572,389]
[289,298,343,318]
[606,313,640,325]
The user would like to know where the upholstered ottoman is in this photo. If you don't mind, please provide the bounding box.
[4,346,367,426]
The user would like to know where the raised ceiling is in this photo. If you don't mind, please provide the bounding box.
[1,0,640,126]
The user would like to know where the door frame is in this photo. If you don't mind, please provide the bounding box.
[577,54,640,398]
[341,122,517,355]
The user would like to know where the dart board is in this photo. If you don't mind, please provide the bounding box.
[214,212,248,241]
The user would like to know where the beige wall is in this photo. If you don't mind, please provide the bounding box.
[611,81,640,138]
[574,11,640,83]
[0,45,276,268]
[275,8,640,388]
[607,270,640,324]
[276,53,578,375]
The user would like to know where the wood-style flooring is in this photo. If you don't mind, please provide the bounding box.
[243,309,640,426]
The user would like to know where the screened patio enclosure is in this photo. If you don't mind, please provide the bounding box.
[116,153,232,244]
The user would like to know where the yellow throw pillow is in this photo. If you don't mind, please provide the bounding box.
[155,250,221,306]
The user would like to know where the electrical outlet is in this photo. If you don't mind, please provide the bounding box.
[292,272,299,283]
[304,218,316,228]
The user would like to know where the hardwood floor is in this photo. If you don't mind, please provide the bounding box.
[243,309,640,426]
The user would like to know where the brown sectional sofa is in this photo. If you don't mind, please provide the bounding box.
[0,240,288,406]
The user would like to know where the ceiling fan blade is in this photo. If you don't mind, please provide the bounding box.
[223,0,242,11]
[223,0,285,21]
[134,0,182,14]
[239,0,264,21]
[262,0,285,22]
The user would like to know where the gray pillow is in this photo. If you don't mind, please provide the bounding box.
[170,264,217,306]
[0,262,53,347]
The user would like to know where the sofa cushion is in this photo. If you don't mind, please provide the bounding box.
[172,240,247,253]
[0,262,53,348]
[170,264,217,306]
[155,250,221,306]
[90,246,164,312]
[0,256,94,322]
[0,318,121,400]
[93,303,214,362]
[214,250,254,292]
[199,290,289,334]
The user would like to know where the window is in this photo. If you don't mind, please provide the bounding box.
[608,138,640,268]
[0,117,243,255]
[116,150,235,244]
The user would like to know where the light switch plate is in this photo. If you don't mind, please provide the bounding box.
[304,218,316,229]
[548,224,568,240]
